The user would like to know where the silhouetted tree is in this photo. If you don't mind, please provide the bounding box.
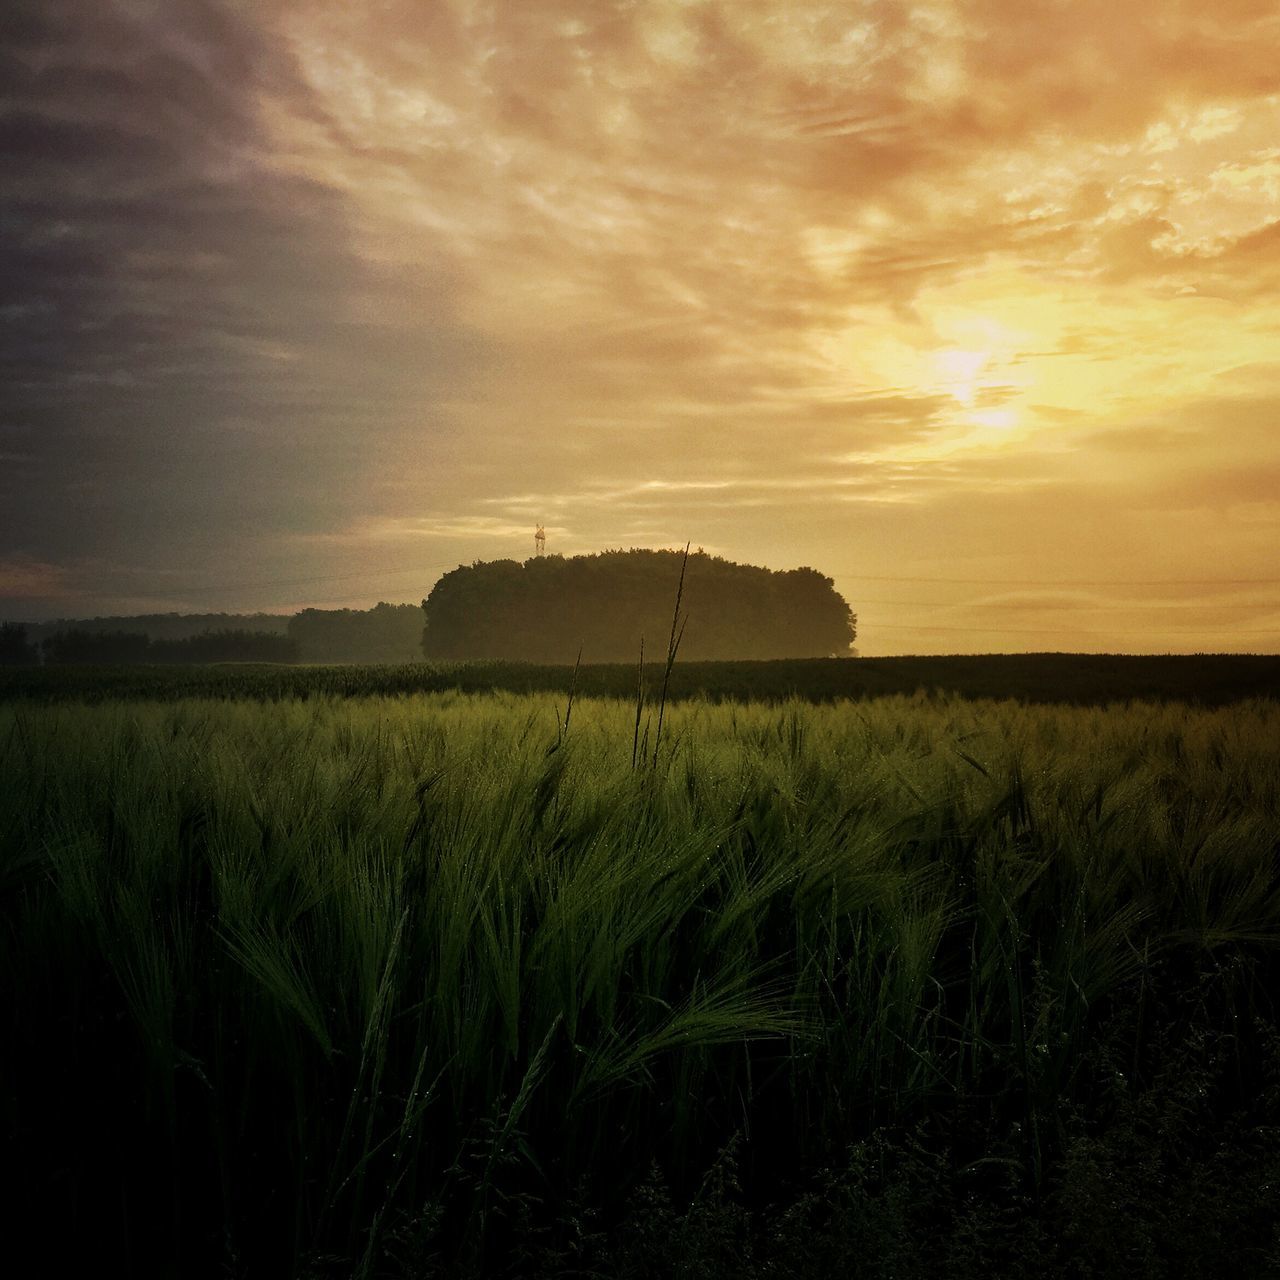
[0,622,40,666]
[421,550,856,663]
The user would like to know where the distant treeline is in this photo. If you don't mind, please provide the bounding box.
[3,603,423,665]
[5,552,855,666]
[21,612,291,647]
[0,623,40,666]
[39,629,299,665]
[422,550,857,662]
[287,603,422,663]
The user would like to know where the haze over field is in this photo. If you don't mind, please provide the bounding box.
[4,0,1280,654]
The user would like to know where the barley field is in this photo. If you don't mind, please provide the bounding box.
[4,686,1279,1276]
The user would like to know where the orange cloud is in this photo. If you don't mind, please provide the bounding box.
[5,0,1280,651]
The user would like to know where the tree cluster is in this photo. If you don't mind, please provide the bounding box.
[287,603,423,664]
[39,629,299,665]
[421,550,856,663]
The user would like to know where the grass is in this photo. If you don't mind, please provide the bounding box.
[2,689,1279,1275]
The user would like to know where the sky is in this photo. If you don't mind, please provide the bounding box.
[3,0,1280,655]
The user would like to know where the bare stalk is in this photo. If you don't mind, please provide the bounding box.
[631,635,645,770]
[651,542,690,770]
[563,645,582,739]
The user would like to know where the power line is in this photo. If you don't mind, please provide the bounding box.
[833,572,1280,587]
[863,621,1280,635]
[851,596,1280,611]
[48,552,1280,625]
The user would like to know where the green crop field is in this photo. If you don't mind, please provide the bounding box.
[3,651,1278,706]
[4,682,1280,1276]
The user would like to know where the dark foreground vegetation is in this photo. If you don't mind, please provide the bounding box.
[3,690,1279,1276]
[2,651,1277,707]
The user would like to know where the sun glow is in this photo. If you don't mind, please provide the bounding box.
[967,405,1017,431]
[929,344,1021,430]
[932,347,990,406]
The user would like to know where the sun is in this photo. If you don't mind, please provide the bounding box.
[931,347,990,406]
[929,341,1023,431]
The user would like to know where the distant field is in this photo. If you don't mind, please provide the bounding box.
[4,687,1279,1275]
[3,650,1278,705]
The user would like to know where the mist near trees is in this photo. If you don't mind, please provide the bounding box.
[421,550,856,663]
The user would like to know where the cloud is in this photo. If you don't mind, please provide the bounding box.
[0,554,72,601]
[1,0,485,587]
[4,0,1280,651]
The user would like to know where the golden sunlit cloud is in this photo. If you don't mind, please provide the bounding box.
[968,407,1018,432]
[5,0,1280,653]
[236,0,1280,655]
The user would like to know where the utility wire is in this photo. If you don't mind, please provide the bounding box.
[852,596,1280,611]
[116,566,1280,602]
[832,572,1280,587]
[863,621,1280,635]
[69,556,1280,621]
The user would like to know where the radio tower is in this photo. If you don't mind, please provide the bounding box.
[534,523,546,556]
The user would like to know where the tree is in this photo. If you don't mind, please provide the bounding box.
[421,550,856,663]
[288,603,423,663]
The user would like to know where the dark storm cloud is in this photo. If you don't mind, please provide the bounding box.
[0,0,482,610]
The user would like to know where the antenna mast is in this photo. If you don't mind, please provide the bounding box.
[534,523,546,556]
